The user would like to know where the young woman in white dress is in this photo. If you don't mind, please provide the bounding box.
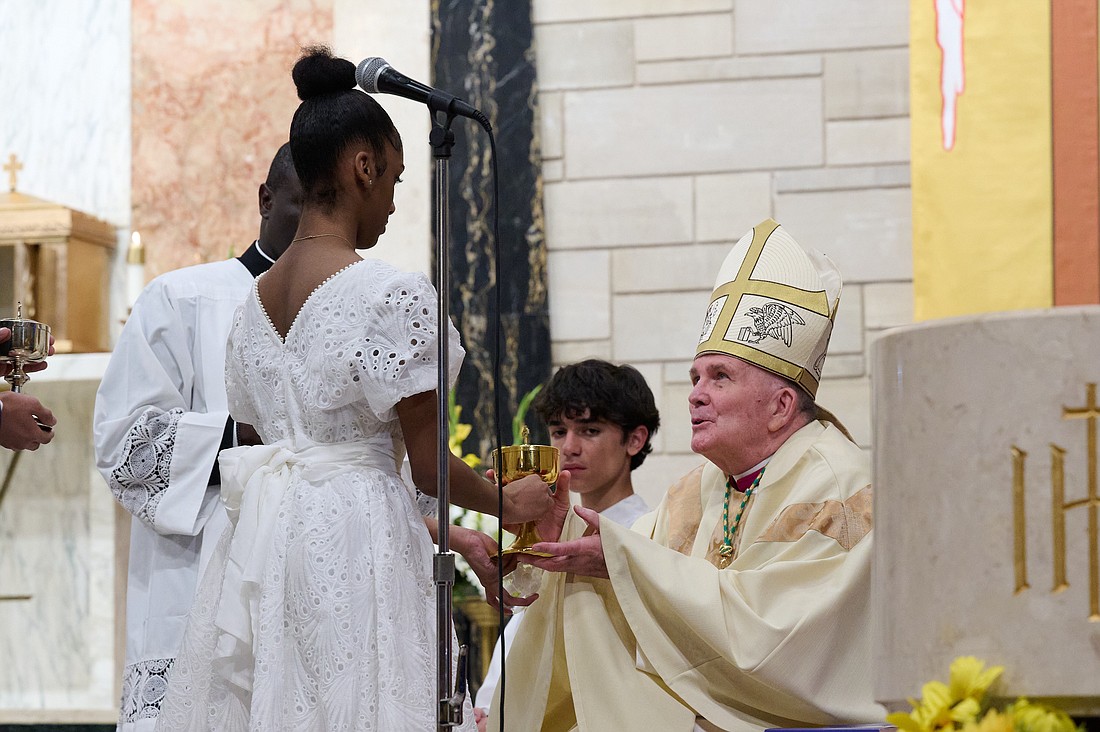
[154,46,557,732]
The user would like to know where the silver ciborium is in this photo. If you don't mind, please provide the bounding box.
[0,304,51,393]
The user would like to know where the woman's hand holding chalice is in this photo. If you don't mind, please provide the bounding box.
[491,427,573,597]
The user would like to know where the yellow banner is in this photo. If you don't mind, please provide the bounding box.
[911,0,1053,320]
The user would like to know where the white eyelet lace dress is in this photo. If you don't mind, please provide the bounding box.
[154,259,476,731]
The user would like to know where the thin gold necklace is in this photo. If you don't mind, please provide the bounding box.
[291,233,355,248]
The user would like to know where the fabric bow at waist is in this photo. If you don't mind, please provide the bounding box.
[211,438,398,693]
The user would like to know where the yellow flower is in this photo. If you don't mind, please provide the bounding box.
[960,708,1015,732]
[887,657,1004,732]
[886,658,1081,732]
[887,711,930,732]
[1007,699,1081,732]
[447,396,482,470]
[949,657,1004,704]
[889,681,957,732]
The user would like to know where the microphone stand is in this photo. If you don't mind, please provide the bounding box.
[429,96,465,731]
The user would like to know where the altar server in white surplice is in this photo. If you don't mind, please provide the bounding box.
[474,360,659,725]
[493,220,886,732]
[93,144,302,732]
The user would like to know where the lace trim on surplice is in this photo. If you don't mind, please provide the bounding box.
[109,407,184,524]
[120,657,174,722]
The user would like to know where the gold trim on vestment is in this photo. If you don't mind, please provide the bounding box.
[755,484,873,551]
[664,465,707,556]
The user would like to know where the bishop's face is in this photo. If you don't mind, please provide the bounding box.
[688,353,781,475]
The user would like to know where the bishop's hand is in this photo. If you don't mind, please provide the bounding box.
[450,525,534,613]
[523,505,608,579]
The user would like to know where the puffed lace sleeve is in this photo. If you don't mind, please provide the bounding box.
[352,268,464,420]
[223,296,262,430]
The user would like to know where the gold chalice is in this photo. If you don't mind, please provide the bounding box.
[0,304,51,393]
[492,426,559,557]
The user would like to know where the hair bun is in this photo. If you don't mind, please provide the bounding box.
[293,46,356,101]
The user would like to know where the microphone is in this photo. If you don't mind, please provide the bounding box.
[356,57,491,130]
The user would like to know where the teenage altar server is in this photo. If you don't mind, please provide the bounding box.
[93,144,301,732]
[492,219,885,732]
[474,359,658,723]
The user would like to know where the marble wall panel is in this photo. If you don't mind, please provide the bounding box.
[132,0,332,278]
[826,118,911,167]
[563,78,823,178]
[659,381,695,455]
[864,282,914,330]
[634,14,733,62]
[0,365,117,721]
[775,188,912,283]
[821,353,865,379]
[432,0,551,454]
[550,339,612,366]
[611,243,730,293]
[829,284,864,354]
[611,290,706,364]
[545,177,694,248]
[814,375,871,447]
[775,163,910,194]
[534,21,635,91]
[694,172,773,243]
[533,0,733,24]
[824,49,910,120]
[734,0,907,55]
[637,54,821,86]
[548,249,610,340]
[539,91,565,161]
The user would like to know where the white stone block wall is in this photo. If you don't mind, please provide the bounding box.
[531,0,911,504]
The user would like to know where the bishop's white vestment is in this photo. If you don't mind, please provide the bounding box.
[491,421,884,732]
[94,244,271,732]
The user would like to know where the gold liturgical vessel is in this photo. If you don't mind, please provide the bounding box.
[0,303,50,393]
[492,425,559,557]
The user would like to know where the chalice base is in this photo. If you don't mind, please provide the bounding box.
[500,521,552,557]
[501,545,553,558]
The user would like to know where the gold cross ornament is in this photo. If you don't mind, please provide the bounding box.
[4,153,23,192]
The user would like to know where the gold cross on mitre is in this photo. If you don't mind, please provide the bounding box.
[697,219,837,397]
[4,153,24,192]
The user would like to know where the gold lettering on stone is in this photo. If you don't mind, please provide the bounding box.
[1012,446,1029,593]
[1012,383,1100,620]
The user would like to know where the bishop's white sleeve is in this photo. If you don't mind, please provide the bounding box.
[93,281,230,537]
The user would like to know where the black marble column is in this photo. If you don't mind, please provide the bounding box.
[431,0,551,455]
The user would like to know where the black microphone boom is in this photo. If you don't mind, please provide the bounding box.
[356,57,491,131]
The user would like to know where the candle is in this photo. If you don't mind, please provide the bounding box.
[127,231,146,307]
